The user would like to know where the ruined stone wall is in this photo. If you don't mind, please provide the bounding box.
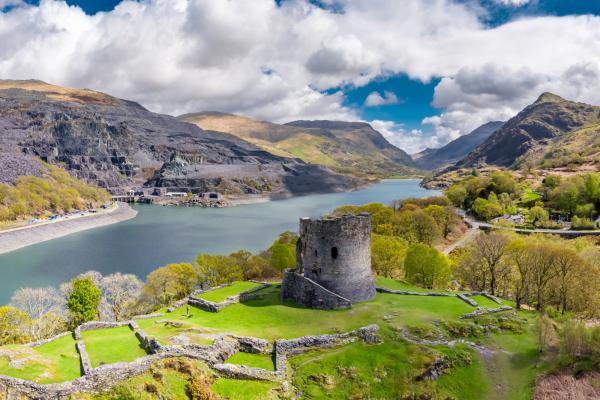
[295,213,375,302]
[281,271,352,310]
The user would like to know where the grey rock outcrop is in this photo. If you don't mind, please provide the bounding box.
[0,80,357,196]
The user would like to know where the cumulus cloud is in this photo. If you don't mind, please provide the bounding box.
[0,0,599,152]
[494,0,530,6]
[364,91,399,107]
[370,120,440,155]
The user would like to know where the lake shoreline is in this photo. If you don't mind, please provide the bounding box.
[0,203,138,255]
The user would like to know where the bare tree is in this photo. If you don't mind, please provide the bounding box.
[99,273,143,321]
[10,287,64,320]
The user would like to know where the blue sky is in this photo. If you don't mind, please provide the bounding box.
[2,0,600,153]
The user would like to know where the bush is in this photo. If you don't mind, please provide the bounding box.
[571,216,597,230]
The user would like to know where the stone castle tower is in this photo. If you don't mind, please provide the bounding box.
[281,213,376,309]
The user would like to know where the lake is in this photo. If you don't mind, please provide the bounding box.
[0,179,437,303]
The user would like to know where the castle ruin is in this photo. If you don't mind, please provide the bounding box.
[281,213,376,309]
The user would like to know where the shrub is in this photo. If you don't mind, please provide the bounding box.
[571,216,596,230]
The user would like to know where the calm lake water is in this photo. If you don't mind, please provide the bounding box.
[0,179,437,303]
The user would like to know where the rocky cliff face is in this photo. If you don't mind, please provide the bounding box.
[0,80,357,195]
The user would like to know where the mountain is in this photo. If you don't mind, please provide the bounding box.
[0,80,357,196]
[412,121,504,169]
[456,93,600,169]
[180,112,418,178]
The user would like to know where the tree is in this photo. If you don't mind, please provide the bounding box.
[527,241,559,311]
[67,277,101,327]
[144,263,197,306]
[446,184,467,208]
[528,206,549,225]
[10,287,64,320]
[537,315,555,353]
[371,234,407,278]
[507,238,533,309]
[424,205,458,238]
[270,243,296,270]
[99,273,143,321]
[490,171,518,195]
[404,244,450,289]
[549,181,579,214]
[396,209,440,245]
[0,306,31,345]
[471,232,511,295]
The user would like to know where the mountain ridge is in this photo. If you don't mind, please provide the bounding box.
[456,93,600,168]
[413,121,504,169]
[0,80,357,196]
[180,112,418,178]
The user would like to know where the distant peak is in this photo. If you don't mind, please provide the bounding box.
[534,92,566,104]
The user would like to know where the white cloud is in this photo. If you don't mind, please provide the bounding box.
[370,120,440,154]
[0,0,599,152]
[494,0,530,6]
[364,91,399,107]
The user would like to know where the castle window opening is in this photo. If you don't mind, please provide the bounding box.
[331,246,338,259]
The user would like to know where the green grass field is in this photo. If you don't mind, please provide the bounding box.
[82,326,148,368]
[470,295,503,308]
[211,378,280,400]
[137,284,474,341]
[0,334,80,383]
[225,352,275,371]
[196,281,262,303]
[0,279,541,399]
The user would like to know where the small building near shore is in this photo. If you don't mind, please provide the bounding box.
[200,192,223,201]
[165,192,188,198]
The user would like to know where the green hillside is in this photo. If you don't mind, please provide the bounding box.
[180,112,419,178]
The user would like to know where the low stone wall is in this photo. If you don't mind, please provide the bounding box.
[281,271,352,310]
[376,287,452,297]
[25,332,72,348]
[132,312,165,320]
[188,283,273,313]
[273,324,380,377]
[239,283,272,302]
[461,305,513,319]
[212,363,278,381]
[74,321,131,340]
[457,293,478,307]
[0,324,378,398]
[76,339,93,376]
[187,296,221,312]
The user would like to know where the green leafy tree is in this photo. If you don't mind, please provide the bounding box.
[143,263,197,306]
[67,277,101,327]
[446,184,467,207]
[424,205,458,238]
[371,234,407,278]
[395,209,440,245]
[404,244,450,289]
[270,243,296,270]
[529,206,549,225]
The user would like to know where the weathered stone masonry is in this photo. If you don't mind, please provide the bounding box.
[282,213,376,309]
